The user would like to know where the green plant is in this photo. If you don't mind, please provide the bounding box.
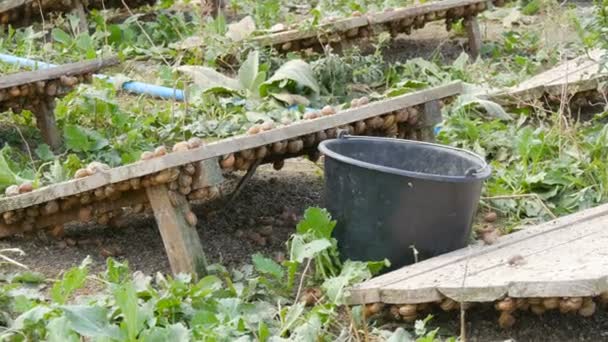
[0,208,397,341]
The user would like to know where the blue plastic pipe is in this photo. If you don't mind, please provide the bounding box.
[0,53,185,101]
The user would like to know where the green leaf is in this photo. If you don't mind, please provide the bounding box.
[296,207,336,239]
[238,51,260,92]
[366,259,390,275]
[289,236,331,263]
[12,306,52,330]
[61,305,123,340]
[64,125,109,152]
[454,94,512,120]
[52,28,72,45]
[51,257,91,304]
[279,303,305,336]
[104,258,130,284]
[386,328,414,342]
[260,59,319,97]
[252,253,284,279]
[139,323,189,342]
[258,321,270,342]
[47,317,80,342]
[322,261,372,304]
[35,144,55,161]
[177,65,242,94]
[11,271,45,284]
[0,150,29,192]
[113,281,150,341]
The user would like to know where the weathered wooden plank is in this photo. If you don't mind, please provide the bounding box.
[488,49,606,104]
[369,0,484,24]
[0,0,25,12]
[0,57,118,90]
[250,17,368,46]
[348,203,608,304]
[0,81,462,213]
[146,184,208,277]
[251,0,487,47]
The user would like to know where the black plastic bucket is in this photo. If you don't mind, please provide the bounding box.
[318,136,491,272]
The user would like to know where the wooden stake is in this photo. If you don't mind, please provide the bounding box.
[71,0,89,34]
[419,100,442,142]
[34,97,61,151]
[465,16,481,60]
[146,184,208,278]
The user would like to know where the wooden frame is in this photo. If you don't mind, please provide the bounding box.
[0,82,463,276]
[0,57,118,149]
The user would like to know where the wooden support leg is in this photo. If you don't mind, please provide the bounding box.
[465,16,481,60]
[71,0,89,34]
[146,184,208,278]
[34,97,61,151]
[418,100,442,142]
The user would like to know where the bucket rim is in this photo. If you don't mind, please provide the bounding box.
[318,136,492,182]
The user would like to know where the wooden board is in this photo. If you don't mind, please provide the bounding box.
[488,49,607,104]
[348,202,608,305]
[0,57,118,90]
[0,0,26,12]
[250,0,487,47]
[0,81,462,214]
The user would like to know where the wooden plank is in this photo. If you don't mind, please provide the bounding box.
[465,16,481,59]
[369,0,483,24]
[488,49,606,104]
[146,184,208,277]
[348,203,608,304]
[250,0,486,47]
[0,0,25,12]
[0,82,462,213]
[251,17,368,46]
[0,57,118,90]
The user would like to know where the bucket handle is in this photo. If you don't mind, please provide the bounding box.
[337,129,351,139]
[465,165,489,178]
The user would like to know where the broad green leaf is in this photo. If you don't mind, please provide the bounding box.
[64,125,109,152]
[289,314,321,342]
[51,257,91,304]
[289,236,331,263]
[322,261,372,304]
[52,28,72,45]
[0,150,30,191]
[104,258,130,284]
[12,305,52,330]
[61,305,123,340]
[226,16,256,42]
[113,281,143,341]
[252,253,284,279]
[139,323,189,342]
[366,259,390,275]
[454,94,512,120]
[260,59,319,97]
[238,51,260,92]
[35,144,54,161]
[296,207,335,239]
[177,65,242,94]
[279,303,305,336]
[47,316,79,342]
[11,271,45,284]
[386,328,414,342]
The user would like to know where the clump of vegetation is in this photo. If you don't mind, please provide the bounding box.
[0,209,456,341]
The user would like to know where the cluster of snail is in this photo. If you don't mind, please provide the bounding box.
[362,292,608,329]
